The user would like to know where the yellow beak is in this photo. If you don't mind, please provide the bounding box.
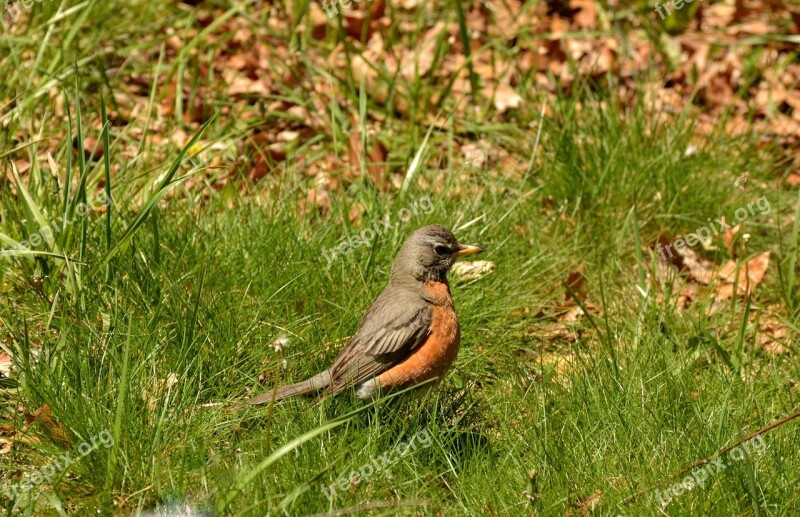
[453,244,486,257]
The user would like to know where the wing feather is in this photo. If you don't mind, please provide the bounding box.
[327,289,432,393]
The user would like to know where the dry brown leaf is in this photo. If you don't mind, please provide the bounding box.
[348,126,389,191]
[0,353,12,378]
[762,340,786,355]
[570,0,598,29]
[677,282,700,311]
[757,317,789,355]
[256,368,272,385]
[400,22,445,81]
[728,20,773,36]
[594,45,617,75]
[675,242,717,284]
[559,305,585,323]
[537,323,579,343]
[226,54,249,70]
[228,74,270,96]
[564,262,587,301]
[490,83,523,114]
[348,203,366,227]
[755,115,800,137]
[451,260,495,281]
[246,130,287,182]
[308,3,328,40]
[343,0,386,40]
[25,405,69,446]
[303,186,331,217]
[75,135,104,162]
[713,282,736,303]
[710,252,771,310]
[568,488,603,516]
[653,234,771,314]
[550,14,569,35]
[718,251,770,290]
[489,0,526,39]
[721,218,739,252]
[461,141,489,168]
[703,2,736,28]
[348,33,411,115]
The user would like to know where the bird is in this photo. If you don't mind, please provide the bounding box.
[247,224,485,404]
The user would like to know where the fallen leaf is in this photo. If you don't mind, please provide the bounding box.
[348,126,389,191]
[567,488,603,516]
[303,186,331,216]
[535,322,579,344]
[0,353,11,378]
[25,405,69,446]
[672,239,717,284]
[228,73,271,96]
[721,219,739,253]
[757,319,788,356]
[461,141,489,168]
[570,0,598,29]
[277,130,300,142]
[348,203,366,226]
[559,305,585,323]
[343,0,386,40]
[144,373,179,411]
[717,251,770,293]
[709,252,771,313]
[308,3,328,39]
[400,22,445,81]
[451,260,495,281]
[490,83,523,114]
[489,0,526,40]
[74,135,104,162]
[564,262,587,301]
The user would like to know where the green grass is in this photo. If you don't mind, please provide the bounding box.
[2,1,800,515]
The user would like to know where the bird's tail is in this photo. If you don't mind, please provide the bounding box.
[247,369,332,405]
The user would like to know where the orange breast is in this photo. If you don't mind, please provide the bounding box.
[376,280,460,390]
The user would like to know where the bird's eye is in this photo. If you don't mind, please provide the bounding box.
[434,245,451,255]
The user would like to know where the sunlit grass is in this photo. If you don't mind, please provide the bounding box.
[1,1,799,515]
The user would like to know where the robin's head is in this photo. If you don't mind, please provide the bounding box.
[391,224,485,283]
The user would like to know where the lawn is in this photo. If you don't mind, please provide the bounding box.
[1,0,799,515]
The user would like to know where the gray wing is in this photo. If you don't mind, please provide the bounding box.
[327,287,432,394]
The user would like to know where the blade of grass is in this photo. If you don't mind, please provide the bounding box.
[100,94,113,281]
[785,189,800,307]
[90,114,217,275]
[103,318,128,499]
[215,418,352,513]
[452,0,479,99]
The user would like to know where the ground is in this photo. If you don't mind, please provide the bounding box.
[1,0,799,515]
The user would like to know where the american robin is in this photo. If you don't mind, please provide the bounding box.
[248,224,485,404]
